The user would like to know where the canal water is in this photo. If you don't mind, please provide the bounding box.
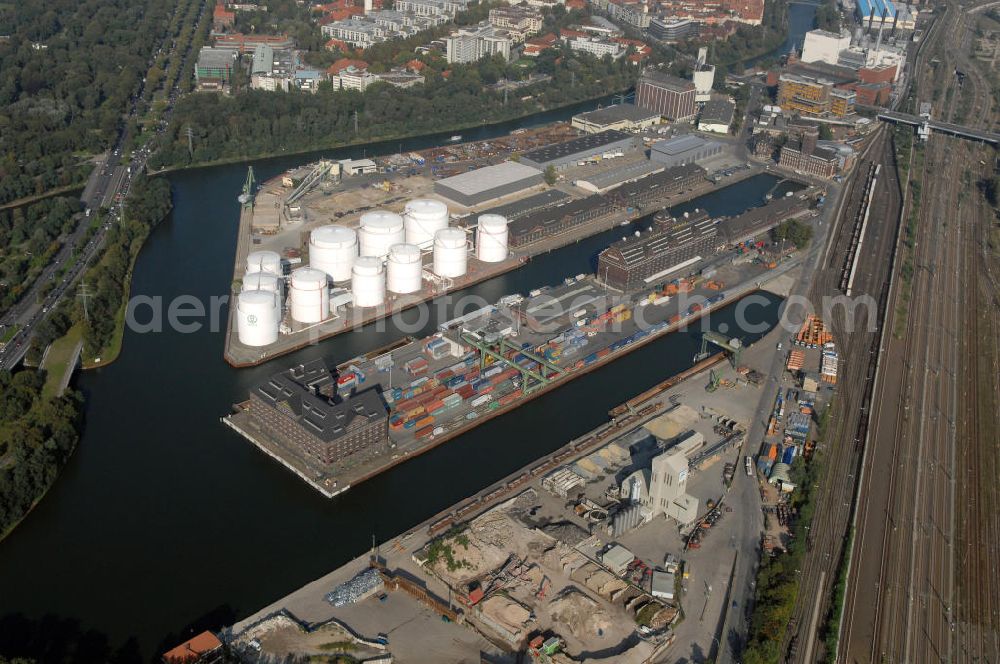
[0,37,817,656]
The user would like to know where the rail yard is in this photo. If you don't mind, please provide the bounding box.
[839,1,1000,662]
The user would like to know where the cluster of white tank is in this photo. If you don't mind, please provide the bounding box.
[237,250,283,347]
[239,201,511,346]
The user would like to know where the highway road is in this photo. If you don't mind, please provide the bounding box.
[0,0,208,372]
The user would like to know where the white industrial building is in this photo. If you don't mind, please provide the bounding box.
[697,99,736,134]
[567,37,625,59]
[620,447,699,525]
[801,29,852,65]
[692,47,715,103]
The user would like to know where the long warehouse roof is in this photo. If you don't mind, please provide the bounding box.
[436,161,542,196]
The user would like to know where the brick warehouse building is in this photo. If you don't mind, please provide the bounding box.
[635,70,696,121]
[597,210,719,291]
[247,360,388,466]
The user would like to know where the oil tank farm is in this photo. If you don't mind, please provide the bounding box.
[433,228,469,278]
[309,225,358,282]
[518,130,638,171]
[243,271,281,295]
[358,211,405,258]
[597,210,720,291]
[404,199,449,248]
[351,256,387,308]
[434,161,544,207]
[236,289,281,347]
[475,214,509,263]
[386,243,424,294]
[246,250,282,276]
[290,267,331,323]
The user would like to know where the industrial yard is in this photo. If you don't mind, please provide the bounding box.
[223,311,799,662]
[223,120,797,367]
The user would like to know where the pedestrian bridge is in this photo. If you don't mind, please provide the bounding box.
[878,110,1000,145]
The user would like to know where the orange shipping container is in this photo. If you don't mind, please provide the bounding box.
[415,415,435,429]
[767,444,778,461]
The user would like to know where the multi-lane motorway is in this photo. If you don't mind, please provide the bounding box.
[0,1,206,371]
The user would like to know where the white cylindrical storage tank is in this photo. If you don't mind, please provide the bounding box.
[358,211,404,258]
[404,199,449,247]
[289,267,330,323]
[243,271,281,295]
[246,250,282,276]
[310,225,357,282]
[351,256,386,308]
[386,243,423,294]
[433,228,468,278]
[236,290,280,347]
[476,214,509,263]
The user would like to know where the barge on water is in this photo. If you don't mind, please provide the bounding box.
[223,267,774,498]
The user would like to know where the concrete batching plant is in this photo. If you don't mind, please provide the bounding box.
[433,228,468,278]
[290,267,330,323]
[352,256,387,308]
[310,225,358,282]
[404,199,449,248]
[358,211,405,258]
[236,290,281,347]
[386,243,423,294]
[475,214,509,263]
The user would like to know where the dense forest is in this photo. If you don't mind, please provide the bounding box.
[0,196,82,313]
[0,0,179,205]
[151,46,637,169]
[77,174,173,357]
[0,368,83,539]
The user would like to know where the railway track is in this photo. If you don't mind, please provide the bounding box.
[838,1,1000,661]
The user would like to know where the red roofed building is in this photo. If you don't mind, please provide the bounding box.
[212,3,235,31]
[326,37,349,52]
[523,32,557,56]
[559,27,589,39]
[406,59,427,72]
[320,6,364,22]
[328,58,369,75]
[566,0,587,8]
[161,631,223,664]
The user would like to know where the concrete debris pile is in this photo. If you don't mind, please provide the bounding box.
[470,510,517,548]
[548,588,613,639]
[324,568,383,607]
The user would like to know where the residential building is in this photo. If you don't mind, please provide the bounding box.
[250,73,290,91]
[635,69,696,120]
[656,0,764,26]
[337,65,378,90]
[394,0,472,17]
[567,36,626,58]
[445,23,512,63]
[213,33,294,53]
[592,0,652,29]
[647,17,696,42]
[488,6,543,41]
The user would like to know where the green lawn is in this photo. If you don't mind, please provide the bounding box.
[0,324,19,345]
[41,323,83,399]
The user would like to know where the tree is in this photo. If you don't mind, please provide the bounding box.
[772,218,814,248]
[543,165,559,186]
[818,124,833,140]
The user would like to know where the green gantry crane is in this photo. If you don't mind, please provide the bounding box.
[461,334,566,395]
[694,331,743,367]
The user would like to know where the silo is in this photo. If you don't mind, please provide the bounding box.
[358,211,405,258]
[404,199,449,247]
[243,271,281,295]
[310,225,357,282]
[386,243,423,294]
[236,290,280,347]
[351,256,386,308]
[475,214,509,263]
[433,228,468,278]
[246,250,282,276]
[289,267,330,323]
